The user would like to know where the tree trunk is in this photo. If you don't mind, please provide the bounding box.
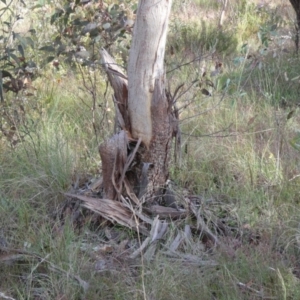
[99,0,174,204]
[289,0,300,52]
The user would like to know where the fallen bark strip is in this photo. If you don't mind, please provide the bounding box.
[144,217,168,260]
[184,197,219,246]
[184,197,237,257]
[65,193,150,236]
[143,205,186,219]
[130,217,168,260]
[161,249,218,267]
[130,237,151,259]
[169,232,184,252]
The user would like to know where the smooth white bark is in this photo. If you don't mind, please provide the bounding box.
[127,0,172,148]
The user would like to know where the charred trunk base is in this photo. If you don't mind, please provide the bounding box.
[130,79,173,204]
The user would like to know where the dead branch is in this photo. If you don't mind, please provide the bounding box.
[166,55,208,74]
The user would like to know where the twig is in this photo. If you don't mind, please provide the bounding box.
[0,0,14,20]
[171,82,185,103]
[121,195,153,224]
[166,55,207,74]
[181,126,274,139]
[219,0,228,27]
[177,94,203,112]
[289,174,300,181]
[174,80,199,105]
[0,292,16,300]
[119,138,142,189]
[236,282,273,298]
[77,63,99,143]
[181,123,233,138]
[180,92,226,123]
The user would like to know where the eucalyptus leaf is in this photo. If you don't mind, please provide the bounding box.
[72,19,89,26]
[1,70,13,78]
[0,71,3,102]
[30,4,43,10]
[25,37,35,49]
[18,44,24,57]
[27,61,37,68]
[51,9,64,25]
[39,45,56,52]
[82,22,98,35]
[290,132,300,151]
[14,33,27,47]
[9,53,21,66]
[41,56,55,67]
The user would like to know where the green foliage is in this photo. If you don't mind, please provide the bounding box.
[39,0,136,68]
[0,0,124,147]
[0,2,38,91]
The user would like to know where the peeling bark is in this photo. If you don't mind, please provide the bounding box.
[140,78,173,203]
[128,0,173,148]
[100,48,130,130]
[99,130,128,200]
[289,0,300,53]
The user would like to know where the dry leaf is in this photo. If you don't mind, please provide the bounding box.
[201,88,211,96]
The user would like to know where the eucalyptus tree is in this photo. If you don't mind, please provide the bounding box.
[99,0,177,205]
[289,0,300,52]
